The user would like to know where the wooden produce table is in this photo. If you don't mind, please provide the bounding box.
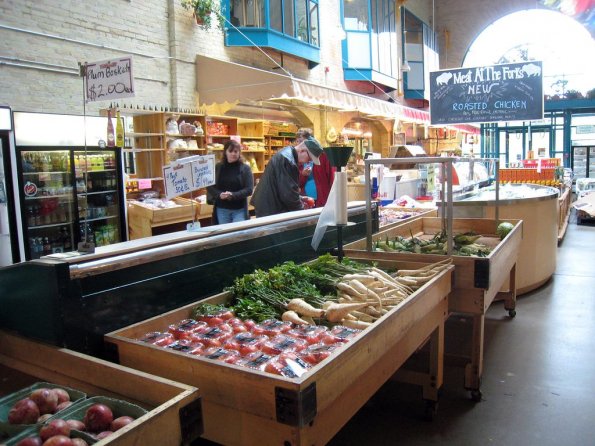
[343,217,523,400]
[105,259,452,446]
[127,197,210,240]
[0,330,202,446]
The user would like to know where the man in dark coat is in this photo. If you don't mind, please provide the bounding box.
[251,136,324,217]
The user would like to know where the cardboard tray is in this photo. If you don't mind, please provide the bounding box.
[105,259,452,446]
[0,381,86,439]
[0,330,202,446]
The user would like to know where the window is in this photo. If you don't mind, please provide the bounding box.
[343,0,399,90]
[226,0,320,64]
[344,0,369,31]
[231,0,264,27]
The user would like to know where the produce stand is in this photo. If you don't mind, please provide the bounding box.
[343,216,523,400]
[0,204,376,357]
[105,258,452,446]
[0,329,202,446]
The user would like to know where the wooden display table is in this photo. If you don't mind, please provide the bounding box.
[344,217,523,400]
[106,259,452,446]
[0,330,202,446]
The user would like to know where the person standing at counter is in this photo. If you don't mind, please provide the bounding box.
[207,140,254,224]
[296,128,335,207]
[251,136,324,217]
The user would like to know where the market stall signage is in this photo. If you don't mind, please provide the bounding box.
[163,154,215,199]
[430,61,543,125]
[83,56,135,103]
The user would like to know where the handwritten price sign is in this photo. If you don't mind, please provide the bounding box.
[163,154,216,200]
[84,57,135,103]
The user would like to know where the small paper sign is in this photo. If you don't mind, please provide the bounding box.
[84,56,135,103]
[163,154,215,199]
[138,179,152,189]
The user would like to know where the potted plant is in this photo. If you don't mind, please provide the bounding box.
[181,0,224,30]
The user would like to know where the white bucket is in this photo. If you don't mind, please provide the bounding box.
[378,174,397,204]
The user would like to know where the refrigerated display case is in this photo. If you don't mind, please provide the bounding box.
[16,147,126,260]
[12,112,127,260]
[571,145,595,180]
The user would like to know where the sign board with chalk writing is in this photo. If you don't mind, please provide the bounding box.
[430,61,543,125]
[84,57,135,103]
[163,154,216,199]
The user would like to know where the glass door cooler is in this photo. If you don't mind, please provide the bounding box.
[16,147,126,260]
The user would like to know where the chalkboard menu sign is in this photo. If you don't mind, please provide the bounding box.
[430,61,543,125]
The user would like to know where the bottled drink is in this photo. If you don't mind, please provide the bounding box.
[43,237,51,255]
[107,109,115,147]
[27,205,36,227]
[61,226,72,252]
[115,110,124,148]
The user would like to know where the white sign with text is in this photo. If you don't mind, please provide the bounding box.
[163,154,216,199]
[84,57,135,103]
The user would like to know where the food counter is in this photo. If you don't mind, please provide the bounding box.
[0,204,377,357]
[450,183,558,294]
[106,258,453,446]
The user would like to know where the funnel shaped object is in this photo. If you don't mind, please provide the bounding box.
[324,146,354,169]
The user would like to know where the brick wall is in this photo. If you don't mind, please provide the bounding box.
[0,0,352,115]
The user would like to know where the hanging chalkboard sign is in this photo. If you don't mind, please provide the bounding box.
[430,61,543,125]
[163,154,215,199]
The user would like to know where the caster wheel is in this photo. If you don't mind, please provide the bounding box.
[470,390,483,402]
[423,400,438,421]
[508,309,517,318]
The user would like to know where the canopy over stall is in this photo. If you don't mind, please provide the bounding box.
[196,55,478,136]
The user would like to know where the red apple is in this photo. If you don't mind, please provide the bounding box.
[95,431,113,440]
[8,398,40,424]
[30,389,58,415]
[15,436,43,446]
[52,389,70,405]
[82,404,113,433]
[37,414,53,424]
[55,401,72,412]
[110,415,134,431]
[65,419,86,431]
[39,419,70,441]
[41,435,73,446]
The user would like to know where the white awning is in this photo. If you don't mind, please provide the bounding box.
[195,55,479,134]
[196,55,421,122]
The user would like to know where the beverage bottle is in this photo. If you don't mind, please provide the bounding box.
[115,110,124,148]
[34,204,41,226]
[107,109,116,147]
[43,237,51,255]
[29,238,37,259]
[62,227,72,252]
[27,205,36,227]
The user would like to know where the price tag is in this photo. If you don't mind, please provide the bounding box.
[163,154,216,200]
[138,179,152,189]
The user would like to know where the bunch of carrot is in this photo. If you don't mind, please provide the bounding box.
[281,259,452,329]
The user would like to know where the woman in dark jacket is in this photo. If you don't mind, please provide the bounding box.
[207,140,254,224]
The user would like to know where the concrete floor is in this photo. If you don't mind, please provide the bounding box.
[329,212,595,446]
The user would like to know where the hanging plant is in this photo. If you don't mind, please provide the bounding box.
[181,0,225,30]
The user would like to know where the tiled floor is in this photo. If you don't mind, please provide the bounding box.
[329,212,595,446]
